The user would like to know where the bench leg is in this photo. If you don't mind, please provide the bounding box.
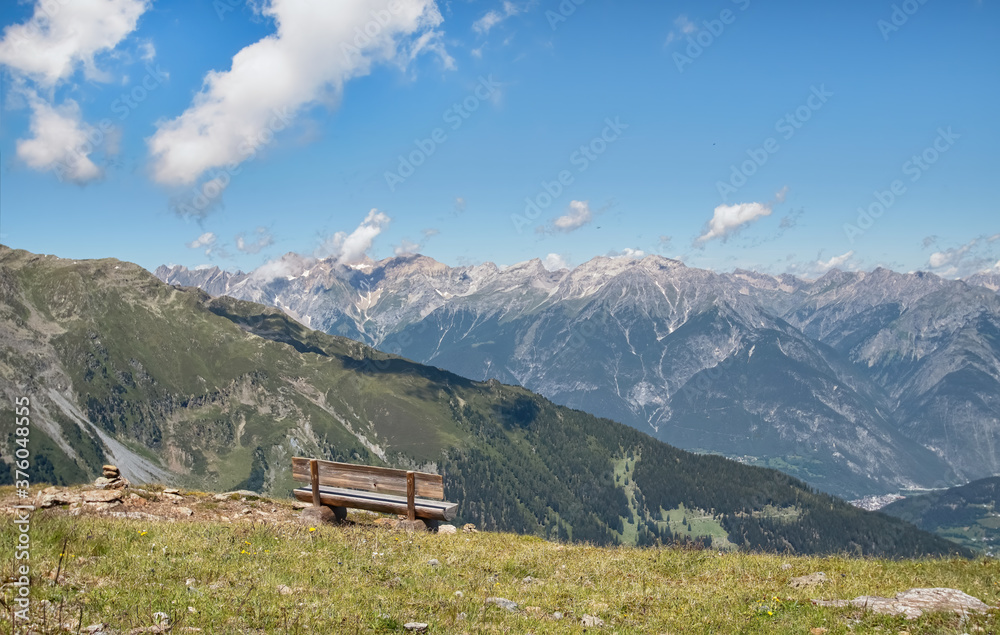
[328,505,347,522]
[310,459,321,507]
[406,471,416,521]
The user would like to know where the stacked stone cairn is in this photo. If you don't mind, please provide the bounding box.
[94,464,130,490]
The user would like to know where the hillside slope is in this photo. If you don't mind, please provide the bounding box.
[882,477,1000,555]
[0,246,970,557]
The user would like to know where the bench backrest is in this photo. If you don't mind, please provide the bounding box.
[291,456,444,500]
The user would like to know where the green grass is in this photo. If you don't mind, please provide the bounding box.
[612,456,640,544]
[980,516,1000,530]
[659,503,735,550]
[1,501,997,634]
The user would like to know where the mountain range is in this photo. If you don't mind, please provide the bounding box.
[0,245,971,557]
[155,254,1000,499]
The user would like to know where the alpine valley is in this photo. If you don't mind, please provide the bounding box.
[155,252,1000,499]
[0,245,973,557]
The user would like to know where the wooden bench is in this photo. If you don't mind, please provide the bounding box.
[291,457,458,523]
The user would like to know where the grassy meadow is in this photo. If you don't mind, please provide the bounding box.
[1,486,997,634]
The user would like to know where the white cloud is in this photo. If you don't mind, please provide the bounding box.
[186,232,218,256]
[0,0,148,86]
[394,239,422,256]
[393,227,438,256]
[0,0,147,182]
[235,227,274,254]
[15,94,103,183]
[473,11,503,34]
[816,250,855,272]
[697,202,772,243]
[139,39,155,61]
[552,200,593,233]
[473,1,520,34]
[664,15,696,45]
[609,248,646,259]
[928,251,952,268]
[774,251,863,278]
[251,251,313,281]
[148,0,451,186]
[696,186,789,244]
[926,235,998,277]
[250,210,393,280]
[317,209,391,264]
[187,232,217,248]
[542,253,569,271]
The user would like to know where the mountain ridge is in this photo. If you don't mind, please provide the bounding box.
[155,253,1000,498]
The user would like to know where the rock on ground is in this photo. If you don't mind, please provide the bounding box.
[789,572,828,588]
[812,587,993,620]
[486,597,518,612]
[581,614,605,627]
[397,519,432,532]
[82,490,124,503]
[299,505,336,525]
[36,487,82,508]
[212,490,260,501]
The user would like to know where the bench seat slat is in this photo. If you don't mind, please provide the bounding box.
[291,457,444,499]
[293,486,458,521]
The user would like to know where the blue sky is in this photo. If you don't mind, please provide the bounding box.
[0,0,997,278]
